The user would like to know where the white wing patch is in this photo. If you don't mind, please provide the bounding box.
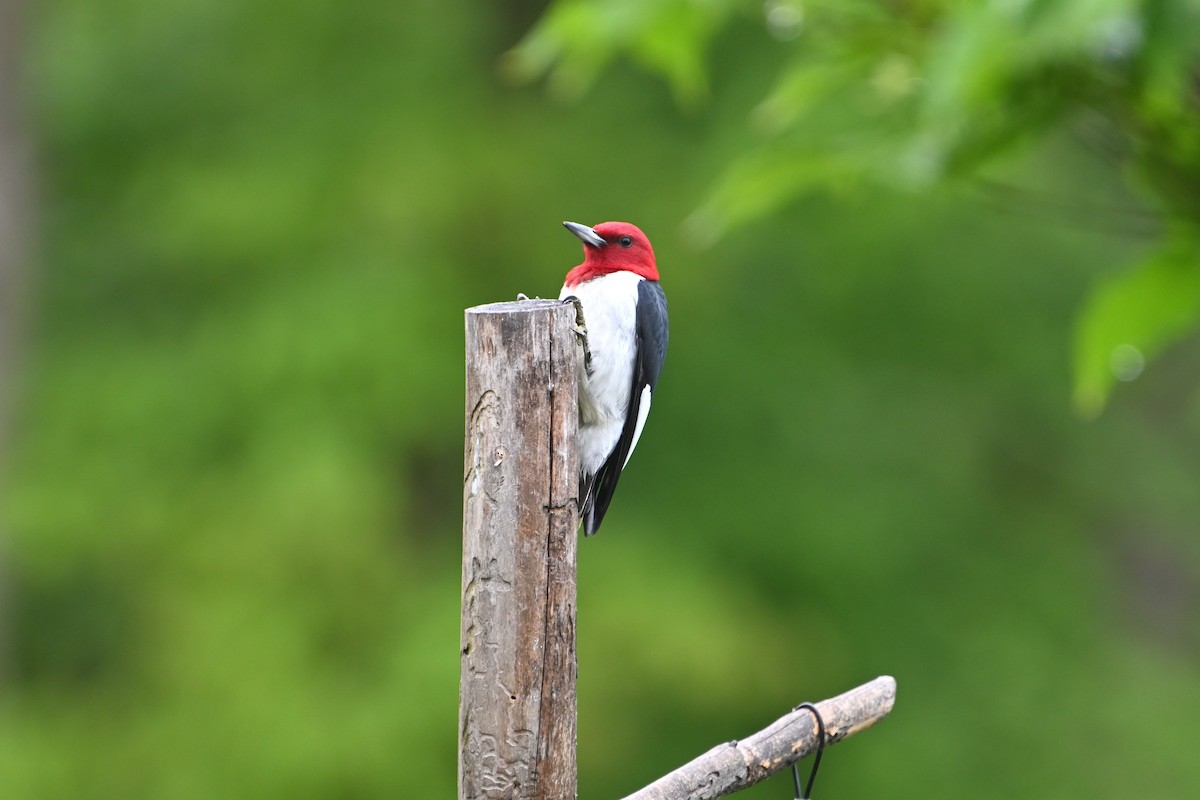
[623,385,653,469]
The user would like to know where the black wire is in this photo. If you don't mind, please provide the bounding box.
[790,702,826,800]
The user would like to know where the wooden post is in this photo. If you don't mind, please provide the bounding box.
[461,300,579,800]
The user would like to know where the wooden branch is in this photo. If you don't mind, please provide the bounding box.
[460,300,579,800]
[620,676,897,800]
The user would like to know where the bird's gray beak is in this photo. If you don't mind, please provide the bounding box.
[563,220,607,248]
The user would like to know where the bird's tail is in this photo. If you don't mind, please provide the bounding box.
[579,474,599,536]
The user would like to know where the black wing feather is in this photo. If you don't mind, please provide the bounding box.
[582,280,668,535]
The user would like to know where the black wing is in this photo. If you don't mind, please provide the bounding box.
[582,280,669,535]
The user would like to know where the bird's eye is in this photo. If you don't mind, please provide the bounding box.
[619,236,633,248]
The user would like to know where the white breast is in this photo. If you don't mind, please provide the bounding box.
[559,271,643,476]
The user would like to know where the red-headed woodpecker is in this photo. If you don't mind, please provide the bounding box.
[560,220,668,535]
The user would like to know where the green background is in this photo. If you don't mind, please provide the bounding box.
[3,1,1199,798]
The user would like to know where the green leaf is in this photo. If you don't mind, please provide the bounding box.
[1072,229,1200,417]
[502,0,733,105]
[687,147,866,244]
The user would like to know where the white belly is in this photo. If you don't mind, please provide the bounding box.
[560,272,642,476]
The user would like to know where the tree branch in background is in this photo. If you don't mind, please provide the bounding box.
[620,675,896,800]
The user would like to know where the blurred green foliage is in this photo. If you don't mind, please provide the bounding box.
[512,0,1200,415]
[2,1,1199,799]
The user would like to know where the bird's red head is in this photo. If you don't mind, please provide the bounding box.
[562,221,659,287]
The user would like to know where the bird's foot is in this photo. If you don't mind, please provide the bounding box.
[562,295,593,376]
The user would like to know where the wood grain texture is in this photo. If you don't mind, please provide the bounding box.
[461,300,579,800]
[619,676,897,800]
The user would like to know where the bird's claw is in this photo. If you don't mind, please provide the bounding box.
[563,295,593,377]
